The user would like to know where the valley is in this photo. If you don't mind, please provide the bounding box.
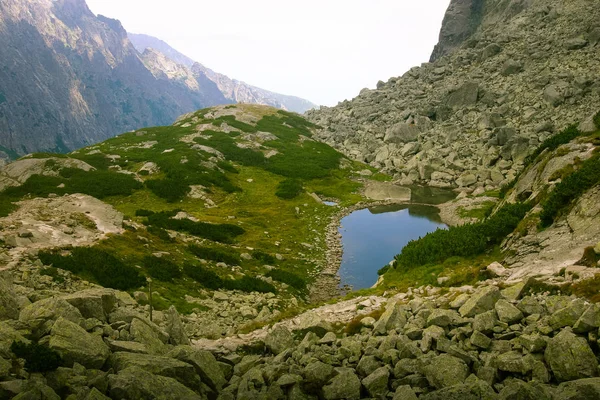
[0,0,600,399]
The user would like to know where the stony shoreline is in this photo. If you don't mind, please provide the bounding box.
[310,198,449,303]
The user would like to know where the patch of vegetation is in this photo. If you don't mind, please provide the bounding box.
[188,244,241,265]
[145,211,245,243]
[594,111,600,130]
[2,170,142,200]
[576,247,600,268]
[500,125,584,199]
[275,178,303,199]
[38,247,145,290]
[252,250,276,264]
[213,115,258,133]
[183,264,276,293]
[135,209,155,217]
[11,341,61,373]
[195,133,266,168]
[217,160,239,174]
[266,269,306,290]
[539,153,600,227]
[395,202,531,269]
[145,178,191,203]
[0,197,17,217]
[183,263,224,290]
[40,267,65,284]
[457,201,496,221]
[144,256,182,282]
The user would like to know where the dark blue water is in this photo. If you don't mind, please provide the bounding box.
[338,205,447,290]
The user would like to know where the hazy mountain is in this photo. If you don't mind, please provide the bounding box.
[0,0,230,160]
[128,33,316,114]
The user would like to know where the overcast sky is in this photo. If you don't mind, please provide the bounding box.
[86,0,451,106]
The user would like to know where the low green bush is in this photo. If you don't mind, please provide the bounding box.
[11,341,61,373]
[395,202,532,268]
[188,245,241,265]
[224,276,277,294]
[143,256,182,282]
[252,250,277,264]
[135,209,155,217]
[594,111,600,130]
[145,178,191,203]
[213,115,257,133]
[38,247,145,290]
[183,264,224,290]
[146,211,245,243]
[539,153,600,227]
[266,269,306,290]
[275,178,303,199]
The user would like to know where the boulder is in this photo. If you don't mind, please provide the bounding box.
[374,301,407,334]
[384,123,420,144]
[0,276,18,321]
[486,262,509,277]
[470,330,492,349]
[548,298,588,330]
[303,361,335,391]
[420,380,497,400]
[565,37,588,50]
[498,380,553,400]
[573,304,600,333]
[61,289,117,322]
[501,59,523,76]
[0,321,30,358]
[362,366,390,398]
[459,286,501,317]
[108,366,202,400]
[165,306,190,346]
[494,351,535,374]
[424,355,469,389]
[555,377,600,399]
[322,368,361,400]
[545,329,598,382]
[447,82,480,109]
[49,317,110,369]
[109,352,201,390]
[19,297,83,336]
[494,299,523,324]
[393,385,418,400]
[427,309,460,327]
[357,355,382,377]
[265,325,294,355]
[129,318,168,355]
[168,346,226,391]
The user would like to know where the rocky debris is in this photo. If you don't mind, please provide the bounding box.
[0,258,600,399]
[0,157,94,192]
[307,0,600,190]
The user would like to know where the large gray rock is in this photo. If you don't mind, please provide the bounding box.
[108,366,202,400]
[446,82,479,109]
[165,306,190,346]
[498,380,552,400]
[49,317,110,369]
[109,352,201,390]
[362,366,390,399]
[384,123,420,144]
[129,317,168,355]
[459,286,501,317]
[265,325,294,355]
[0,275,18,321]
[494,352,535,374]
[19,297,83,336]
[549,298,588,330]
[573,304,600,333]
[322,368,361,400]
[420,380,497,400]
[303,360,335,391]
[393,385,418,400]
[374,301,407,334]
[425,355,469,389]
[168,346,226,391]
[555,378,600,399]
[494,299,523,324]
[0,321,30,359]
[61,289,117,322]
[545,329,598,382]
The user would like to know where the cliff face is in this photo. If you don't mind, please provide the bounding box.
[128,33,317,114]
[307,0,600,191]
[0,0,228,160]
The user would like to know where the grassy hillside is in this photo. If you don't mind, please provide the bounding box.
[0,104,378,312]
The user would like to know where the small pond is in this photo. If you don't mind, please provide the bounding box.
[338,203,448,290]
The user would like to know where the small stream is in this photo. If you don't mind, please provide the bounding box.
[338,187,453,290]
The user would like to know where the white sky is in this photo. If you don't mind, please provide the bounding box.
[85,0,451,106]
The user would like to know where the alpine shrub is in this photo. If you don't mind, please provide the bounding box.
[11,341,61,372]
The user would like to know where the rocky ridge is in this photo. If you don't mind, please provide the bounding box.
[307,0,600,191]
[128,33,316,114]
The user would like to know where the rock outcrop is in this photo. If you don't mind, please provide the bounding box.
[307,0,600,190]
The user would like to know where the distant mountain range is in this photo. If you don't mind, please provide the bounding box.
[0,0,314,161]
[128,33,316,116]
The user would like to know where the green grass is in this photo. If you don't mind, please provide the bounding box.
[266,269,306,290]
[275,178,303,199]
[457,201,496,220]
[144,256,182,282]
[539,153,600,227]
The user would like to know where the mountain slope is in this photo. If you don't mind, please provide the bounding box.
[129,33,317,114]
[0,0,230,161]
[307,0,600,191]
